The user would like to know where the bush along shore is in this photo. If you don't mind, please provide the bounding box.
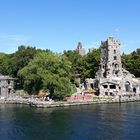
[0,95,140,108]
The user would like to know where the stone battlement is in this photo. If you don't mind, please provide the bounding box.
[101,37,120,48]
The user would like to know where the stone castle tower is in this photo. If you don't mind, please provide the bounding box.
[76,42,86,56]
[99,37,122,78]
[96,37,140,96]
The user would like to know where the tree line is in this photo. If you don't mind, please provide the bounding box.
[0,45,140,99]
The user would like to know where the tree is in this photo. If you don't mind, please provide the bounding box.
[0,53,9,75]
[18,51,76,99]
[63,49,100,83]
[9,46,37,77]
[122,49,140,77]
[63,50,85,83]
[0,46,37,77]
[82,49,100,79]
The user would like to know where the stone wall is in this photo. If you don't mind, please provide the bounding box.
[0,75,14,99]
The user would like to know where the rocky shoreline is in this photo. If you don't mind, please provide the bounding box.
[0,95,140,108]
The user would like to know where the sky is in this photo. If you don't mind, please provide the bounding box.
[0,0,140,54]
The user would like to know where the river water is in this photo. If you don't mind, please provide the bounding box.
[0,102,140,140]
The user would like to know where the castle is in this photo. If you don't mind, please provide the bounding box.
[76,42,86,56]
[96,37,140,96]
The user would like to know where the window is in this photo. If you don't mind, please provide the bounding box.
[91,83,94,89]
[115,70,119,75]
[112,63,115,69]
[125,82,130,92]
[8,80,10,84]
[103,85,108,88]
[133,88,136,93]
[8,88,11,95]
[105,92,108,96]
[115,64,118,68]
[110,85,116,89]
[114,50,116,54]
[103,72,107,78]
[114,56,117,60]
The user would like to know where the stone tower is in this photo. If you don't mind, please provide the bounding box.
[99,37,122,78]
[76,42,86,56]
[96,37,140,96]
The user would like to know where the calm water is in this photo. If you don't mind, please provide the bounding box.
[0,103,140,140]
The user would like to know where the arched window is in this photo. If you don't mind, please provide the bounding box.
[125,81,130,92]
[115,64,117,68]
[114,50,116,54]
[112,63,115,69]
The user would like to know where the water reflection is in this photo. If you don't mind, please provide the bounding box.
[0,103,140,140]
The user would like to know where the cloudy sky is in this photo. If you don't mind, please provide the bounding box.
[0,0,140,54]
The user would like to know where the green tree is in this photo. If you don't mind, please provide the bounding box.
[63,50,85,83]
[63,49,100,84]
[18,51,76,99]
[122,49,140,77]
[83,49,100,78]
[9,45,37,77]
[0,53,13,75]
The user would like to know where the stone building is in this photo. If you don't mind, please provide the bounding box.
[0,74,14,99]
[96,37,140,96]
[85,78,94,90]
[76,42,86,56]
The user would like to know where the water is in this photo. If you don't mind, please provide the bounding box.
[0,103,140,140]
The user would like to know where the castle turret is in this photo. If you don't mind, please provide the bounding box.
[76,42,86,56]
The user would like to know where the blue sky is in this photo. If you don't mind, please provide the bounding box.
[0,0,140,54]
